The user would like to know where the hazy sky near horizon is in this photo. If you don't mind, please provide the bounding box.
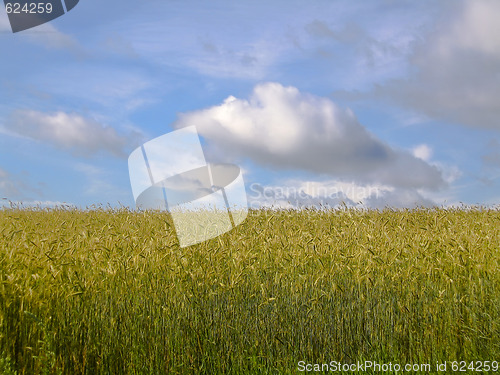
[1,0,499,209]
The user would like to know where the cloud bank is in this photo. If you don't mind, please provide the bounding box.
[175,82,445,190]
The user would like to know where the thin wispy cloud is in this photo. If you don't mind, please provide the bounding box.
[5,110,139,158]
[27,65,155,112]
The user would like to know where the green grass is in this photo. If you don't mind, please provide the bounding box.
[0,206,499,374]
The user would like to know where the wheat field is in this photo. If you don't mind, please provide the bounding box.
[0,206,499,374]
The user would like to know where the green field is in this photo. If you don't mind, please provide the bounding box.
[0,206,499,374]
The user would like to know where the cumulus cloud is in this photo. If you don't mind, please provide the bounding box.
[175,82,445,189]
[378,0,500,129]
[4,110,142,158]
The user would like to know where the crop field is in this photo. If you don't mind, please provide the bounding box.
[0,206,499,374]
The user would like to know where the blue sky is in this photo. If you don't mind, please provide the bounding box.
[1,0,499,209]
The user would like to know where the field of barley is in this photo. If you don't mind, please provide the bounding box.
[0,206,499,374]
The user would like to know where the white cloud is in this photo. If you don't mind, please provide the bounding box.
[378,0,500,129]
[443,0,500,57]
[5,110,139,157]
[411,144,462,185]
[412,144,432,161]
[175,82,445,189]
